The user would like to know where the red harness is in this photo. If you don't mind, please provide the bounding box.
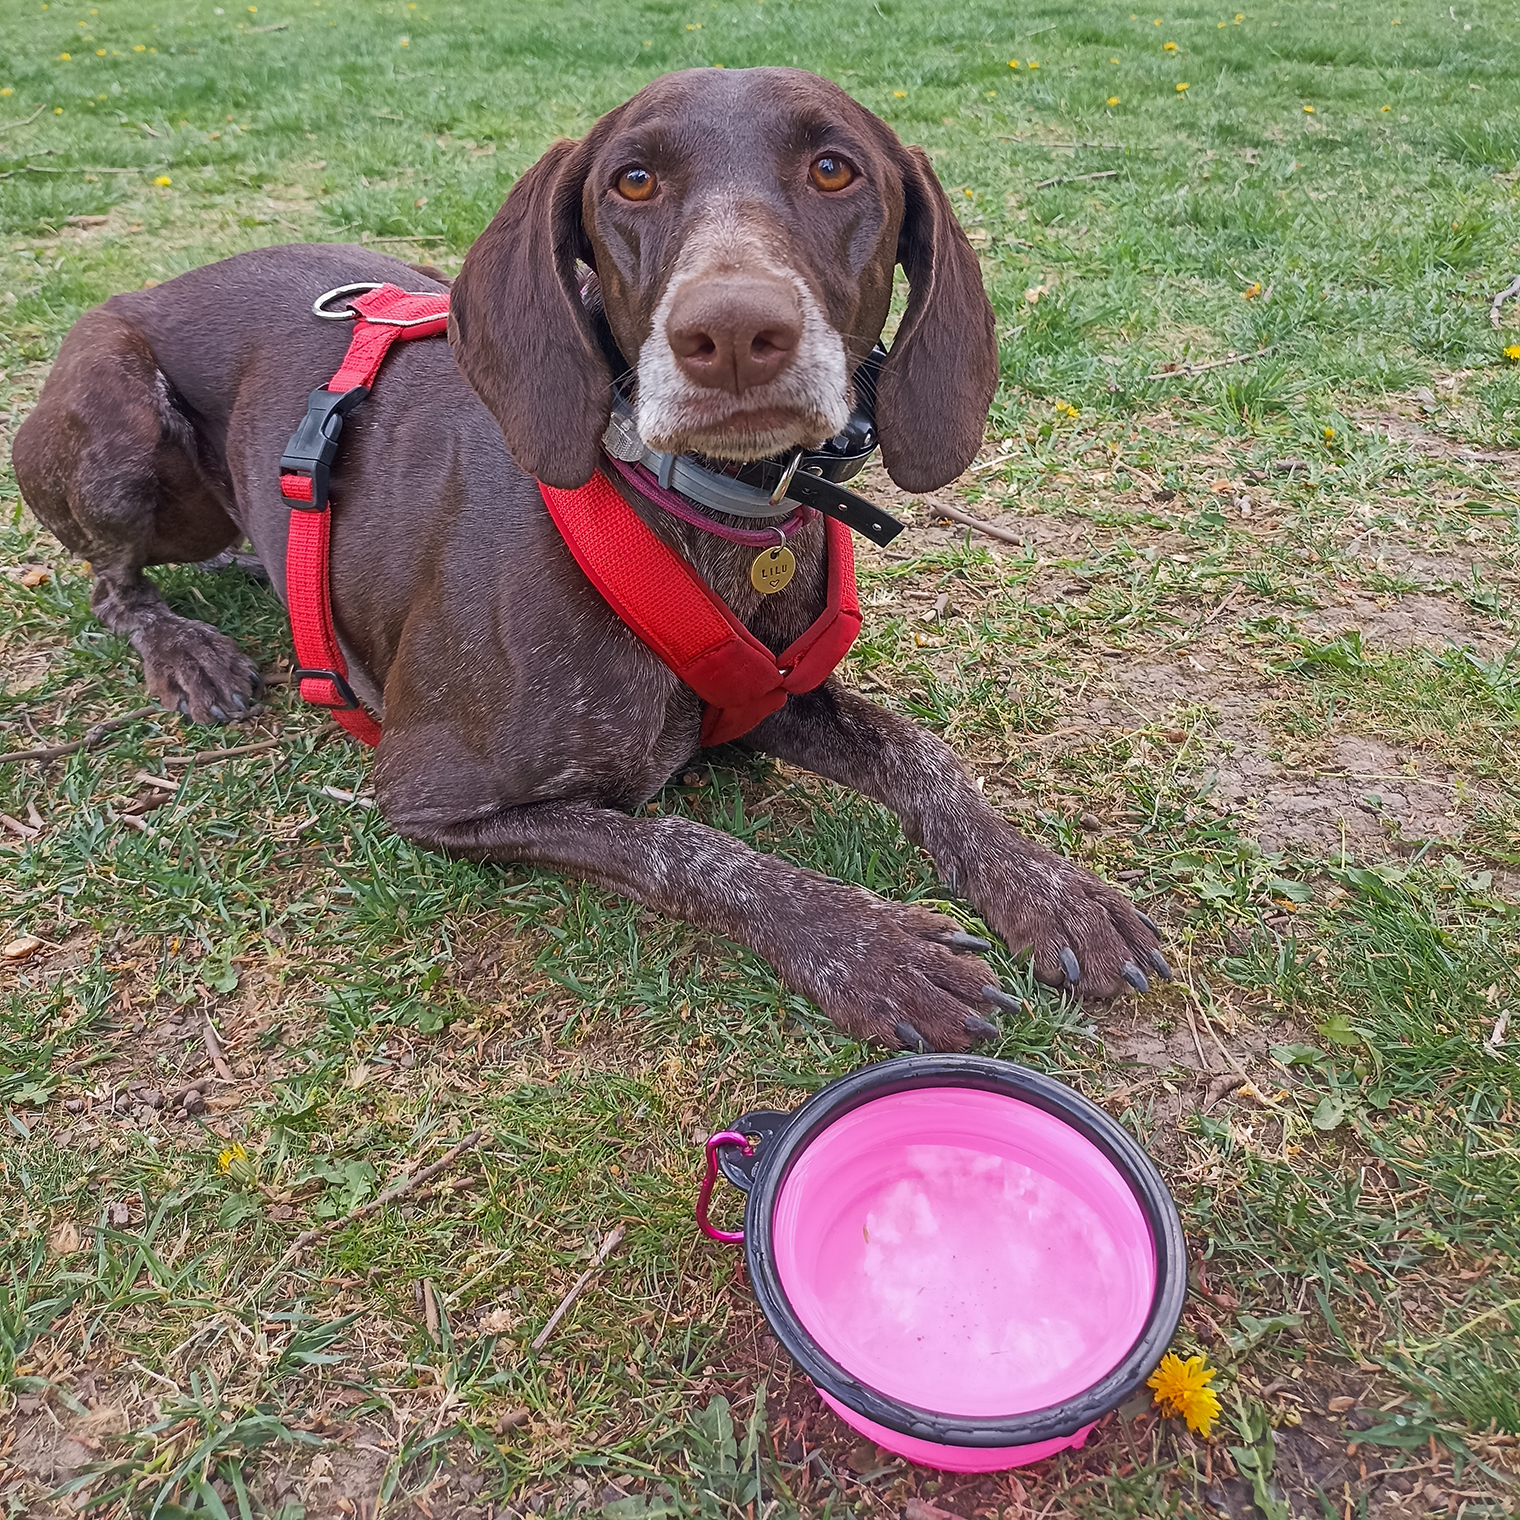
[278,284,861,749]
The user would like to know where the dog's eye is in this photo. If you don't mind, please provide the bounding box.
[616,166,657,202]
[809,154,856,192]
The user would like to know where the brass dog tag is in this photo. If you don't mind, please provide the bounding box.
[751,545,796,595]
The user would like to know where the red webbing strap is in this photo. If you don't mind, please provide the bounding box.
[285,507,382,746]
[327,284,450,392]
[538,473,861,746]
[280,283,449,746]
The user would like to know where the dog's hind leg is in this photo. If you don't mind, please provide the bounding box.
[13,309,264,723]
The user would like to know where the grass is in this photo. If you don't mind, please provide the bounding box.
[3,0,1520,1515]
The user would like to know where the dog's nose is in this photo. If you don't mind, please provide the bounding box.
[665,274,802,393]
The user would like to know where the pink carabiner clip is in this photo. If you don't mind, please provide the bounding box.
[696,1130,754,1243]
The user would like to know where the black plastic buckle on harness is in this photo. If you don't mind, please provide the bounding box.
[291,665,362,711]
[279,385,369,510]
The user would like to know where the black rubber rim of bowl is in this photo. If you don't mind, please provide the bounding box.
[734,1055,1187,1449]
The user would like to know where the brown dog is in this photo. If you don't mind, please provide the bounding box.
[13,67,1167,1051]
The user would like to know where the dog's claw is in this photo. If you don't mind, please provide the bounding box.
[944,932,993,954]
[176,699,190,717]
[1058,947,1081,985]
[1137,910,1159,937]
[981,985,1021,1014]
[1148,948,1173,981]
[894,1019,929,1053]
[1121,960,1149,994]
[964,1015,1001,1041]
[231,694,248,714]
[209,704,228,722]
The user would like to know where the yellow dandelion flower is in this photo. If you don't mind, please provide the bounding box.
[1504,344,1520,363]
[1028,60,1039,68]
[1381,104,1391,111]
[96,48,104,54]
[1242,281,1262,298]
[1153,16,1162,23]
[1108,95,1120,105]
[1110,55,1120,62]
[987,89,996,97]
[963,187,974,198]
[0,88,11,96]
[1323,425,1336,440]
[217,1141,247,1173]
[1148,1352,1220,1436]
[1176,81,1189,92]
[54,105,63,113]
[1008,58,1020,68]
[1218,20,1225,26]
[134,42,145,50]
[1163,39,1178,50]
[59,51,72,60]
[1303,104,1315,113]
[893,89,906,97]
[154,174,171,186]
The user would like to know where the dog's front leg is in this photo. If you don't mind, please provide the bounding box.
[745,684,1170,1000]
[388,799,1009,1052]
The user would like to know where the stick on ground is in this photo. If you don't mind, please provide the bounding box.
[1490,274,1520,329]
[932,502,1027,546]
[203,1017,235,1082]
[531,1225,627,1353]
[248,1127,485,1301]
[163,738,283,766]
[0,706,160,766]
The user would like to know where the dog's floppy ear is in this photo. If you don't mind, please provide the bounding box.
[448,137,610,489]
[876,146,998,494]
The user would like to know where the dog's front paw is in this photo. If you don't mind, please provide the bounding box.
[134,618,264,725]
[783,894,1014,1052]
[988,849,1170,1001]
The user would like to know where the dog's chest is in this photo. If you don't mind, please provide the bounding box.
[664,517,830,652]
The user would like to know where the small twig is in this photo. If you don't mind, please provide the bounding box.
[0,811,39,841]
[968,447,1021,474]
[531,1225,627,1353]
[202,1017,234,1083]
[365,233,447,244]
[0,105,47,134]
[248,1129,484,1300]
[1147,346,1275,382]
[931,502,1027,546]
[162,738,282,766]
[423,1278,440,1341]
[0,706,159,765]
[1490,274,1520,329]
[247,20,290,31]
[1183,1004,1214,1073]
[1035,168,1120,190]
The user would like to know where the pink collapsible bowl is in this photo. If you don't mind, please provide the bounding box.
[697,1056,1186,1473]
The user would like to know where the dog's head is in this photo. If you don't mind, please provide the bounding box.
[448,67,997,496]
